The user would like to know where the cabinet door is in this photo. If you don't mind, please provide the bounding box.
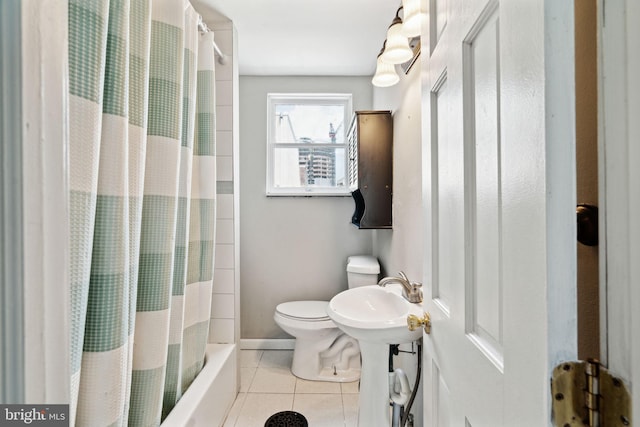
[350,111,392,229]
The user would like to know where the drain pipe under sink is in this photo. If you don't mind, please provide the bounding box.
[388,345,402,427]
[400,340,422,427]
[390,368,412,405]
[389,368,411,426]
[388,341,422,427]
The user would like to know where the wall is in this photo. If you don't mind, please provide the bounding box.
[15,0,70,403]
[190,14,241,346]
[373,65,424,287]
[2,0,25,402]
[239,76,374,340]
[372,61,424,427]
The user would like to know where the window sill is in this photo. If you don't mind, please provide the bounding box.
[266,190,352,198]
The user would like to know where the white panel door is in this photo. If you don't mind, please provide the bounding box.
[599,0,640,419]
[421,0,576,425]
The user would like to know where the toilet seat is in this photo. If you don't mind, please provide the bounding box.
[276,301,330,321]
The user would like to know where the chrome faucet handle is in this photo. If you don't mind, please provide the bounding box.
[408,282,423,303]
[398,271,410,283]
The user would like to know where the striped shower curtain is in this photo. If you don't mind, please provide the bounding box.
[68,0,217,425]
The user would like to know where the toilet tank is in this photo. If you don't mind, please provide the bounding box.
[346,255,380,288]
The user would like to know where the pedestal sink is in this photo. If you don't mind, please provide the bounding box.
[327,285,423,427]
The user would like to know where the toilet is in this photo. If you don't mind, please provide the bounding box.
[274,255,380,382]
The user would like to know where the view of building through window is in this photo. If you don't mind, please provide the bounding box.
[274,104,345,188]
[267,94,351,195]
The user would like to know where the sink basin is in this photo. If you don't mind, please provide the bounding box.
[327,285,423,344]
[328,285,424,427]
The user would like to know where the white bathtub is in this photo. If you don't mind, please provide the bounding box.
[162,344,238,427]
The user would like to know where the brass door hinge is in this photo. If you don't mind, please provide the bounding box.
[551,360,631,426]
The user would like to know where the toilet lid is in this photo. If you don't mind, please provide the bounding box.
[276,301,330,321]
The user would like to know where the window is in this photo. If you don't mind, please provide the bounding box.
[266,93,352,196]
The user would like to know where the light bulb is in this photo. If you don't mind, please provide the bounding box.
[380,18,414,64]
[401,0,422,38]
[372,55,400,87]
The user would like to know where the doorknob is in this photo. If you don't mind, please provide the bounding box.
[407,312,431,334]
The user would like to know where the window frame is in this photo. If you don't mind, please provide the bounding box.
[266,93,353,196]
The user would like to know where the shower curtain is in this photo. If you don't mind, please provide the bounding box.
[68,0,217,425]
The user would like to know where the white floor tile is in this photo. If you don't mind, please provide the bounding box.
[240,350,263,368]
[343,393,359,427]
[234,393,294,427]
[222,392,246,427]
[227,350,361,427]
[239,367,256,393]
[341,380,360,394]
[249,367,296,393]
[258,350,293,369]
[293,394,345,427]
[295,378,341,394]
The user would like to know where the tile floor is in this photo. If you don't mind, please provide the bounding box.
[223,350,359,427]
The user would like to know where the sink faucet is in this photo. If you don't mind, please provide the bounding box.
[378,271,423,303]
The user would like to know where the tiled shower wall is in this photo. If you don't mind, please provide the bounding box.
[208,22,239,345]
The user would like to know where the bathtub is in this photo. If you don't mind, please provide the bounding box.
[162,344,238,427]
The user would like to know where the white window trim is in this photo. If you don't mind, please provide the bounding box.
[266,93,353,196]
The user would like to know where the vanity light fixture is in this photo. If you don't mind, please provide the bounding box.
[372,5,422,88]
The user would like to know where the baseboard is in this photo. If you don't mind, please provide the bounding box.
[240,338,295,350]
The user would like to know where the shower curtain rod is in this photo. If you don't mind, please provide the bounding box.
[198,18,228,65]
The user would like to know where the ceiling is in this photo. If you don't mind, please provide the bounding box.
[192,0,401,76]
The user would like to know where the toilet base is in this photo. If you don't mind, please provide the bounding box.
[310,366,361,383]
[290,332,362,383]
